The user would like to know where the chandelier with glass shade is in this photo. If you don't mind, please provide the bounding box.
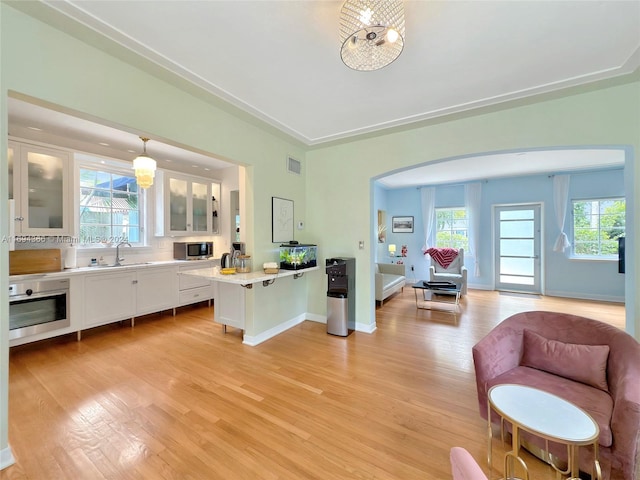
[133,136,156,189]
[339,0,405,71]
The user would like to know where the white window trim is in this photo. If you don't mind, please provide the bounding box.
[570,196,624,260]
[435,207,469,249]
[75,153,149,249]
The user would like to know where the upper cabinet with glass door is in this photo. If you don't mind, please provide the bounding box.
[9,140,72,235]
[155,170,217,236]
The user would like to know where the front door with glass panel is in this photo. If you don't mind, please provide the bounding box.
[494,204,541,293]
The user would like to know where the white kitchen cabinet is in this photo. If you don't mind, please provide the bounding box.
[84,271,137,328]
[155,171,219,236]
[84,266,179,328]
[9,139,72,235]
[177,262,214,307]
[136,266,178,315]
[214,281,245,330]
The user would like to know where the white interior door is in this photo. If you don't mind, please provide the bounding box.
[494,204,541,293]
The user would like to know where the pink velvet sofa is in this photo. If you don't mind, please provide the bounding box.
[472,311,640,480]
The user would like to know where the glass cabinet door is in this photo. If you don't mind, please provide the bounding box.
[23,146,67,230]
[160,173,214,236]
[7,143,16,200]
[191,182,209,232]
[169,177,188,232]
[8,143,15,200]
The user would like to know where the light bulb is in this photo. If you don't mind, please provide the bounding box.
[386,28,399,43]
[359,7,373,25]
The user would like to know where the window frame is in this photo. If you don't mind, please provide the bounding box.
[571,196,625,259]
[75,154,148,249]
[434,207,469,250]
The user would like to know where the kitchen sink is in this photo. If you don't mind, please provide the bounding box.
[90,262,154,268]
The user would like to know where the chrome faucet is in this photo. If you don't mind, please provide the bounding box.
[114,242,132,266]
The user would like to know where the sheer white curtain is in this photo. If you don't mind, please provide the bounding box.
[465,182,482,276]
[553,174,571,252]
[420,187,436,250]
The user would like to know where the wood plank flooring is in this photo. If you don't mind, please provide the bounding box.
[2,289,624,480]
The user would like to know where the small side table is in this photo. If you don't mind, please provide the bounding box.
[411,280,461,312]
[488,384,601,480]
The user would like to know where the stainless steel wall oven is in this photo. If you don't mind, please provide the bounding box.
[9,278,70,340]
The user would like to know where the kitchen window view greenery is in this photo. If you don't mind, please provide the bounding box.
[435,208,469,250]
[572,198,625,257]
[79,167,141,245]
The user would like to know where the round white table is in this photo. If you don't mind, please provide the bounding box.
[487,384,601,480]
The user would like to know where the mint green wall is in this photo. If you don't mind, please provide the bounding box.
[0,1,9,460]
[0,4,311,343]
[0,4,311,459]
[1,1,639,467]
[306,82,640,332]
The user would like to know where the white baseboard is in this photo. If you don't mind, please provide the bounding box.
[305,313,326,324]
[0,446,15,470]
[305,314,376,334]
[356,321,377,334]
[544,290,625,303]
[242,313,376,346]
[243,313,307,346]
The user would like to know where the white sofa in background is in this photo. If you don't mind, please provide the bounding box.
[375,263,406,305]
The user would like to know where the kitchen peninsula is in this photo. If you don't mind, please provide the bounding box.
[184,266,319,339]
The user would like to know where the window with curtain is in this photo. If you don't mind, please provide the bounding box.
[572,198,625,257]
[435,208,468,249]
[79,166,142,246]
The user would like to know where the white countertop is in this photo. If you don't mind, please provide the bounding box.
[184,266,319,285]
[9,259,215,283]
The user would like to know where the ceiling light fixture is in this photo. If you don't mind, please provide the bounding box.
[339,0,405,71]
[133,137,156,189]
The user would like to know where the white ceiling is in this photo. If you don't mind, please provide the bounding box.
[8,1,638,184]
[8,97,232,176]
[377,148,626,188]
[41,0,640,146]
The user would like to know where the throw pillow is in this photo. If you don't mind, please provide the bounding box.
[521,329,610,392]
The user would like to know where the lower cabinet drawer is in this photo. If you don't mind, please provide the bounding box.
[179,286,213,306]
[179,273,210,290]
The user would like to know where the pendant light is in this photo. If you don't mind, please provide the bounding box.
[133,137,156,189]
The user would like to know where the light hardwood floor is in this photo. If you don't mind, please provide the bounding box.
[2,289,625,480]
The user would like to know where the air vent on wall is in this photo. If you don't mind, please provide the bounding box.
[287,156,301,175]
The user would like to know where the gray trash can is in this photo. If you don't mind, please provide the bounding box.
[327,292,348,336]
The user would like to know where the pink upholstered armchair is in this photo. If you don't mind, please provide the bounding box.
[450,447,488,480]
[472,311,640,480]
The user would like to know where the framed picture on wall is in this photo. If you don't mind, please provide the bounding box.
[272,197,294,243]
[392,216,414,233]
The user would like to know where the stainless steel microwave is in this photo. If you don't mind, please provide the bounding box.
[173,242,213,260]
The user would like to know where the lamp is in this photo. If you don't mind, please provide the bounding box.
[388,244,396,257]
[339,0,405,71]
[133,137,156,189]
